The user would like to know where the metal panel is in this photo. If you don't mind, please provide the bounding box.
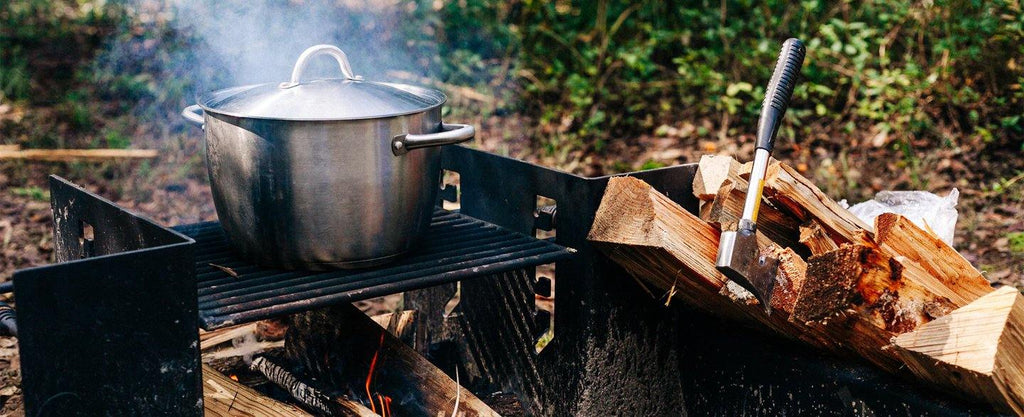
[14,176,201,417]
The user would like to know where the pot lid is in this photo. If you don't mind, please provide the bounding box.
[198,45,446,121]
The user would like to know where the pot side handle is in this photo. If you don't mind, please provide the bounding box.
[392,123,475,155]
[182,105,205,128]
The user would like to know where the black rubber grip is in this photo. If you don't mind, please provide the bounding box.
[756,38,806,152]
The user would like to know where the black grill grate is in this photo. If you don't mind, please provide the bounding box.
[176,210,573,329]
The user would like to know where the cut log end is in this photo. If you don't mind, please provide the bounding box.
[894,287,1024,414]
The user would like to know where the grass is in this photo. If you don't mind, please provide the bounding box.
[9,186,49,202]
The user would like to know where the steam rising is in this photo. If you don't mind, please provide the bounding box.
[166,0,439,93]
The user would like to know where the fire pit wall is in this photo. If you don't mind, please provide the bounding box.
[14,177,201,417]
[406,145,991,416]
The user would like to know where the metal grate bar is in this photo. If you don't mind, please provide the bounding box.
[177,209,574,329]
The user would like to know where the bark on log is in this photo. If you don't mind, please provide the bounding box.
[202,364,312,417]
[894,287,1024,415]
[251,356,378,417]
[286,303,500,417]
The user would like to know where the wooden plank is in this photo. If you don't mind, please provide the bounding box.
[894,287,1024,414]
[0,148,158,162]
[203,364,311,417]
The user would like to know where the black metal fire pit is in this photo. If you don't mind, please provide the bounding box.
[9,146,1003,416]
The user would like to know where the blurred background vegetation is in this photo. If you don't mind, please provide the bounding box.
[1,0,1022,275]
[3,0,1022,155]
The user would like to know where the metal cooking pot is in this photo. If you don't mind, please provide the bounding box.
[182,44,475,270]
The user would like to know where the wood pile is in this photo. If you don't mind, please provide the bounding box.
[587,155,1024,414]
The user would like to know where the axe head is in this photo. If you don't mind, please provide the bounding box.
[716,227,779,313]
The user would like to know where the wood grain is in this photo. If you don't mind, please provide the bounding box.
[203,364,312,417]
[895,287,1024,415]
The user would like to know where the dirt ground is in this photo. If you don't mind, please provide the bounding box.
[0,114,1021,415]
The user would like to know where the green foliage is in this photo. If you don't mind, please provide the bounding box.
[1009,232,1024,254]
[0,0,125,101]
[432,0,1024,155]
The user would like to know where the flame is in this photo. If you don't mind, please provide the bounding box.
[365,329,386,414]
[228,374,239,382]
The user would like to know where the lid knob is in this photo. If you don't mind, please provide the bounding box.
[280,44,362,89]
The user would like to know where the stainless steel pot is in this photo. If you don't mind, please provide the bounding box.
[182,45,474,270]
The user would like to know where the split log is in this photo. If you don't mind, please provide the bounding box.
[286,303,500,417]
[0,147,158,162]
[761,160,992,309]
[201,323,260,350]
[251,356,378,417]
[798,220,839,256]
[874,213,993,303]
[202,364,311,417]
[894,287,1024,414]
[369,310,417,347]
[693,155,742,201]
[760,160,872,245]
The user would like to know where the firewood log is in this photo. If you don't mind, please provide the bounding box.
[693,154,742,201]
[203,364,312,417]
[894,287,1024,415]
[874,213,993,302]
[251,357,378,417]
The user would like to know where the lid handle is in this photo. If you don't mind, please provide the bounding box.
[280,45,362,89]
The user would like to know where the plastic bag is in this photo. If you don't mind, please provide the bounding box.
[841,189,959,245]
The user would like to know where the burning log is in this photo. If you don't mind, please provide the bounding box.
[202,364,311,417]
[584,160,1024,413]
[286,304,500,417]
[251,356,378,417]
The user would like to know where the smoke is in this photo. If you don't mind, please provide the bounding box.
[125,0,441,96]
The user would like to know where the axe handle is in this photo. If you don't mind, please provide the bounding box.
[739,38,806,232]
